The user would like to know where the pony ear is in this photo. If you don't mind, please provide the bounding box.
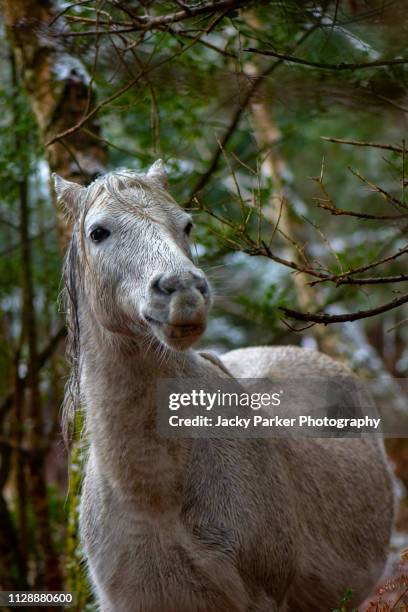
[147,159,168,189]
[52,174,84,220]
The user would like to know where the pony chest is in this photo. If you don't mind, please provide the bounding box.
[88,505,236,589]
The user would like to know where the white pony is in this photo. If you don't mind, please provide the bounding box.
[55,161,393,612]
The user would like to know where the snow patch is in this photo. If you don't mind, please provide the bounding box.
[52,54,90,84]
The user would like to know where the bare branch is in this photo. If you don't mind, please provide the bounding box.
[281,293,408,325]
[244,48,408,71]
[316,200,408,220]
[348,167,408,211]
[45,35,202,147]
[113,0,248,25]
[321,136,404,154]
[188,26,319,202]
[310,245,408,286]
[47,0,96,27]
[0,327,66,421]
[336,274,408,286]
[55,0,250,35]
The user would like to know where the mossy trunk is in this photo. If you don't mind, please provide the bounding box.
[4,0,107,245]
[4,0,107,598]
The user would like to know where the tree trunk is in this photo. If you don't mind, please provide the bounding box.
[250,101,314,310]
[250,98,345,355]
[0,433,27,590]
[20,171,63,590]
[4,0,107,245]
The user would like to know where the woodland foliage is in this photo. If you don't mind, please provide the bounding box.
[1,0,408,608]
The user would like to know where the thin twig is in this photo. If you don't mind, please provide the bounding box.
[321,136,404,154]
[188,25,319,202]
[45,34,202,147]
[349,167,408,211]
[245,48,408,71]
[281,293,408,325]
[56,0,249,35]
[0,326,67,421]
[47,0,96,27]
[310,245,408,286]
[334,274,408,286]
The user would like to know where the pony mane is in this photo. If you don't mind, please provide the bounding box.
[85,170,165,208]
[61,169,172,440]
[61,230,82,441]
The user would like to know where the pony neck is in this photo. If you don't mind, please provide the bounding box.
[80,307,194,509]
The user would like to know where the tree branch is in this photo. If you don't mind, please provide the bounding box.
[321,136,404,154]
[45,33,208,147]
[188,26,318,202]
[56,0,250,35]
[309,245,408,286]
[316,200,408,220]
[281,293,408,325]
[335,274,408,286]
[244,48,408,71]
[0,326,66,421]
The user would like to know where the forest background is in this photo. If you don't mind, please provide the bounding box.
[1,1,408,609]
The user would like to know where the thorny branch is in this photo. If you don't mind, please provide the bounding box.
[51,0,250,34]
[198,138,408,325]
[45,1,408,327]
[281,293,408,326]
[244,48,408,71]
[45,18,227,147]
[188,25,319,202]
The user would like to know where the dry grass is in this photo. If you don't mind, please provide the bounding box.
[364,550,408,611]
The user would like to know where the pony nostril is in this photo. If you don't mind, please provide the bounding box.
[151,272,209,297]
[190,272,208,296]
[151,274,177,295]
[196,278,209,296]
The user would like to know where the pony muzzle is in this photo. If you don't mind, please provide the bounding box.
[144,271,211,349]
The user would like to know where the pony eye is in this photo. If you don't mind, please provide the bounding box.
[90,226,111,243]
[184,221,193,236]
